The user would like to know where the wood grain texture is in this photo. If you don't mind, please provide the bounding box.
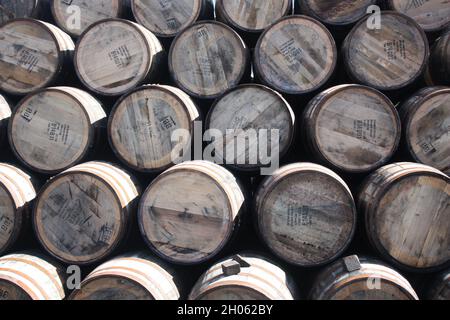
[138,161,245,265]
[427,31,450,86]
[109,85,200,172]
[342,12,429,91]
[0,253,66,300]
[254,15,337,95]
[0,0,43,25]
[359,163,450,272]
[51,0,123,37]
[169,21,249,99]
[254,163,356,267]
[34,162,140,265]
[9,87,106,174]
[70,253,180,300]
[75,19,164,96]
[189,254,297,300]
[428,269,449,300]
[389,0,450,32]
[303,84,401,173]
[0,19,74,95]
[216,0,291,32]
[310,256,419,300]
[0,95,11,146]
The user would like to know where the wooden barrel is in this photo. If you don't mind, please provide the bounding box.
[254,15,337,95]
[0,253,66,300]
[342,12,429,91]
[69,253,180,300]
[108,85,201,173]
[205,84,295,171]
[33,161,141,265]
[309,255,419,300]
[358,163,450,272]
[0,0,44,25]
[169,21,249,100]
[398,87,450,173]
[254,163,357,267]
[388,0,450,33]
[74,18,165,97]
[426,31,450,86]
[428,269,449,300]
[0,19,75,96]
[138,161,246,265]
[8,87,107,175]
[132,0,214,38]
[189,254,297,300]
[51,0,126,37]
[0,164,37,255]
[302,84,401,173]
[0,95,11,147]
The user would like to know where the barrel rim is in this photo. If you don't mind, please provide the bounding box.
[0,181,25,255]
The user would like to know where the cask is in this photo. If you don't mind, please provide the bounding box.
[189,254,297,300]
[69,253,180,300]
[302,85,401,173]
[254,15,337,95]
[0,164,37,255]
[0,253,66,300]
[359,163,450,272]
[428,269,449,300]
[426,31,450,86]
[8,87,107,174]
[388,0,450,33]
[0,0,44,25]
[398,87,450,173]
[206,84,295,171]
[254,163,357,267]
[310,255,419,300]
[169,21,249,99]
[75,19,165,96]
[0,95,11,147]
[51,0,126,37]
[0,19,75,95]
[33,162,140,265]
[132,0,214,38]
[138,161,246,265]
[108,85,201,173]
[342,12,429,92]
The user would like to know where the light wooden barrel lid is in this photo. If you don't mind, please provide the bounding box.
[255,163,356,267]
[343,11,429,91]
[206,84,295,170]
[216,0,291,32]
[254,15,337,95]
[169,21,249,99]
[51,0,123,37]
[108,85,200,173]
[304,84,400,173]
[0,95,11,121]
[139,161,245,265]
[132,0,204,38]
[0,0,41,25]
[389,0,450,32]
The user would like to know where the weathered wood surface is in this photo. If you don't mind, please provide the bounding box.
[75,19,164,96]
[0,19,74,95]
[70,253,180,300]
[0,253,66,300]
[428,269,450,300]
[389,0,450,32]
[9,87,106,174]
[0,0,43,25]
[254,16,337,95]
[109,85,200,172]
[189,254,297,300]
[310,256,419,300]
[51,0,124,37]
[216,0,291,32]
[427,31,450,86]
[0,164,36,255]
[303,84,401,173]
[138,161,245,265]
[342,12,429,91]
[0,95,11,146]
[297,0,376,25]
[398,87,450,173]
[206,84,295,171]
[359,163,450,272]
[169,21,249,99]
[132,0,213,38]
[254,163,357,267]
[33,162,140,265]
